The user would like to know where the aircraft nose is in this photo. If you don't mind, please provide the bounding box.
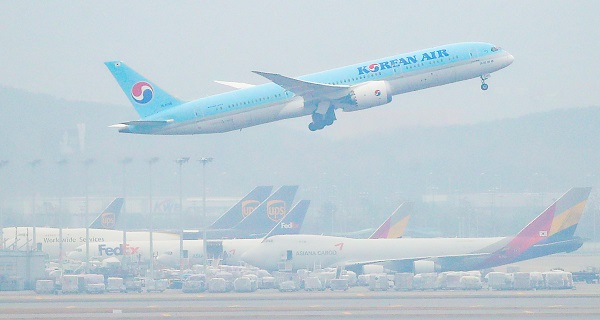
[506,52,515,65]
[67,251,83,261]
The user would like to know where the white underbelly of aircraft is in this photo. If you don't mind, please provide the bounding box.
[189,101,302,134]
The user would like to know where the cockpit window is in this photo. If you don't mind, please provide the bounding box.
[491,47,499,52]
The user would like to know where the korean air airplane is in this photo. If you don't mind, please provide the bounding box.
[105,42,513,134]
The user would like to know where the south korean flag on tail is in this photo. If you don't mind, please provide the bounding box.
[539,230,548,237]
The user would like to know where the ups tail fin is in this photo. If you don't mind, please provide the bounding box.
[209,186,273,229]
[369,202,413,239]
[89,198,124,229]
[233,185,299,235]
[104,61,184,118]
[263,200,310,240]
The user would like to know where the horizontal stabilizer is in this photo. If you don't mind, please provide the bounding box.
[109,119,174,128]
[252,71,349,99]
[214,80,255,89]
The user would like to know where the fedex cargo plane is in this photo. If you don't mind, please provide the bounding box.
[105,42,513,134]
[2,198,178,259]
[67,200,311,267]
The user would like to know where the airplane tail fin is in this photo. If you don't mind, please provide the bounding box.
[369,202,413,239]
[89,198,124,229]
[209,186,274,229]
[233,185,299,235]
[479,187,592,267]
[104,61,184,118]
[263,200,310,240]
[545,187,592,243]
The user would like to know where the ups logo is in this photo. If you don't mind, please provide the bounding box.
[101,212,116,228]
[266,200,287,222]
[241,200,260,217]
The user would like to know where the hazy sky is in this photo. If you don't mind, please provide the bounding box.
[1,1,598,138]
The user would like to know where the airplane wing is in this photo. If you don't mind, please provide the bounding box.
[214,80,255,89]
[252,71,350,100]
[343,252,493,270]
[109,119,174,128]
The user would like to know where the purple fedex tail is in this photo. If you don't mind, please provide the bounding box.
[475,187,591,269]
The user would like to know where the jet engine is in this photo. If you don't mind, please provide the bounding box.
[343,81,392,112]
[413,260,440,274]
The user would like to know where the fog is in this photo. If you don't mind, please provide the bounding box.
[0,1,599,238]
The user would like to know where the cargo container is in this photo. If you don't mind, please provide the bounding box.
[513,272,532,290]
[106,277,126,293]
[35,280,55,294]
[304,276,323,291]
[329,278,349,291]
[487,272,513,290]
[234,276,257,292]
[368,273,389,291]
[393,273,413,291]
[208,277,229,293]
[413,273,438,290]
[182,274,205,293]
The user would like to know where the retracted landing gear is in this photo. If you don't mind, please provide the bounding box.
[480,74,490,91]
[308,107,336,131]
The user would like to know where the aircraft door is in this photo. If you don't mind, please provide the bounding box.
[469,47,478,59]
[286,250,293,261]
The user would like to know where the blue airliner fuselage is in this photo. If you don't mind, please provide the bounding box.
[105,42,513,134]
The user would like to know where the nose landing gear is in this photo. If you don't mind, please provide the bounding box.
[480,74,490,91]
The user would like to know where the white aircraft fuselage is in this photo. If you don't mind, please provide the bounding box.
[240,234,503,272]
[2,227,179,259]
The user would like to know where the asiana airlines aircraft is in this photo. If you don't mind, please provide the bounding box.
[105,42,513,134]
[241,188,591,273]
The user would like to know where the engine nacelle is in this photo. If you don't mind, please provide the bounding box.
[413,260,440,274]
[343,80,392,112]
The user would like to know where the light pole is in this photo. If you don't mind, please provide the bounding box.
[0,160,8,250]
[57,158,68,270]
[175,157,189,274]
[82,158,95,273]
[120,157,132,270]
[147,157,159,278]
[28,159,41,250]
[198,157,213,274]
